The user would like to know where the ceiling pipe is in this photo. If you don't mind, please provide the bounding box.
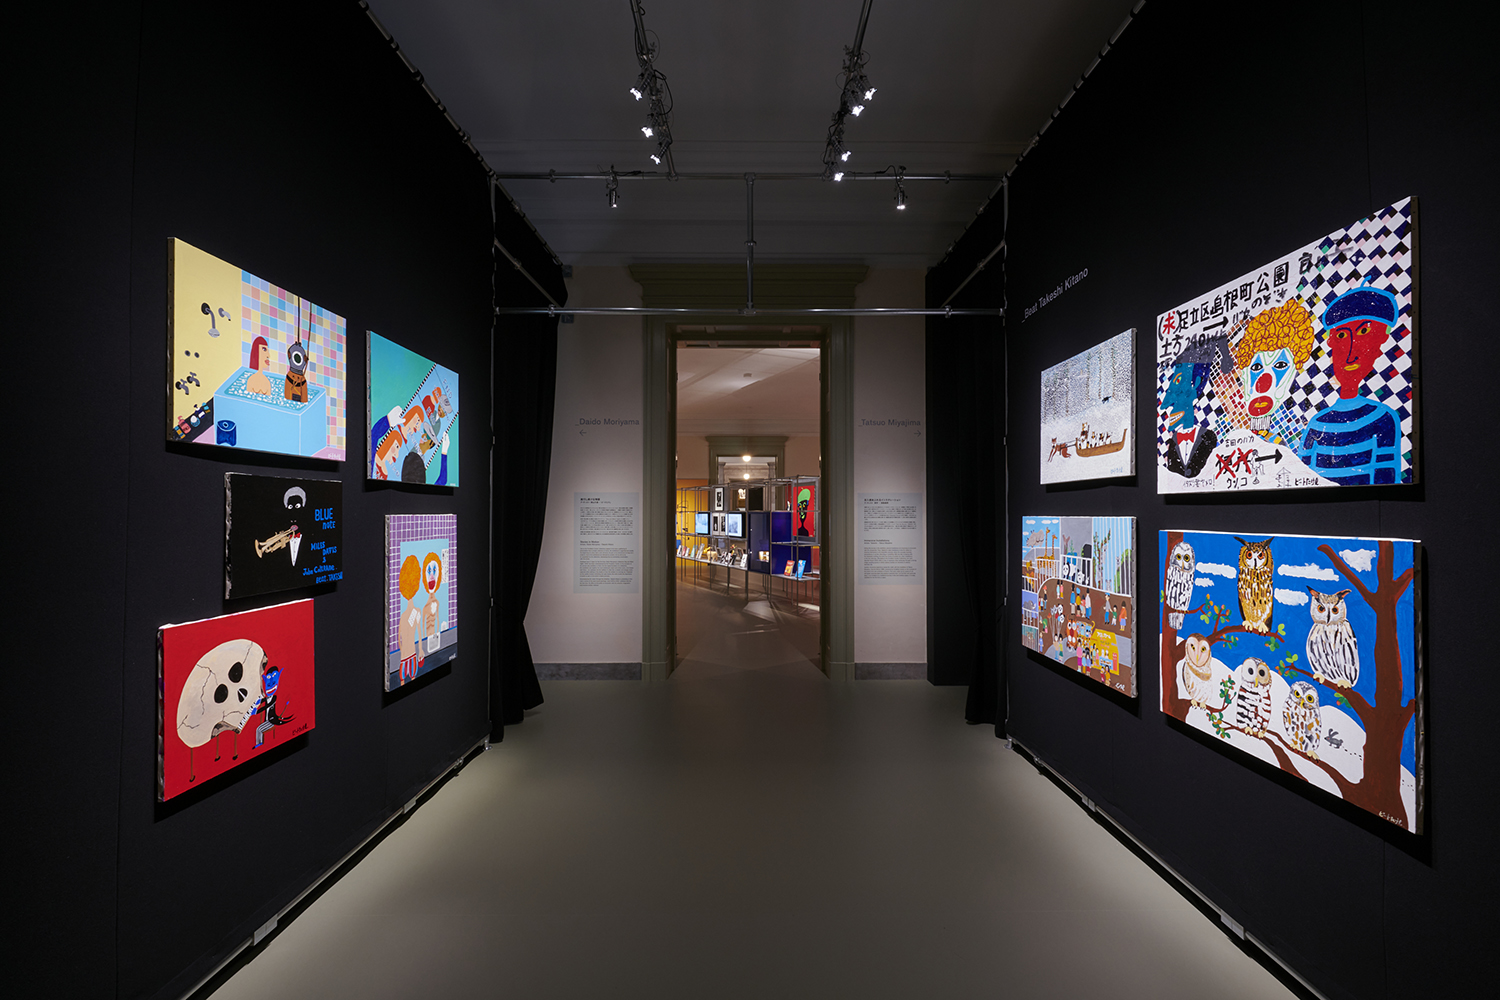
[493,238,560,307]
[745,173,756,314]
[495,171,998,182]
[495,306,1003,318]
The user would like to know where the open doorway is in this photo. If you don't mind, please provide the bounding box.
[672,329,825,674]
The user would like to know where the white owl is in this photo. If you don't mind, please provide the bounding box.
[1283,680,1323,759]
[1232,657,1273,736]
[1164,540,1197,630]
[1178,633,1214,709]
[1306,587,1359,688]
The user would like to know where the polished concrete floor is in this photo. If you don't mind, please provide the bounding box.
[210,583,1294,1000]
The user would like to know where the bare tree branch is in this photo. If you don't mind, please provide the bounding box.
[1319,544,1376,606]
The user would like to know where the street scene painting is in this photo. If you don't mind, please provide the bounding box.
[367,331,459,486]
[168,238,347,460]
[1155,198,1416,493]
[1020,515,1137,696]
[1159,529,1422,832]
[385,514,458,691]
[1040,329,1134,484]
[159,600,315,801]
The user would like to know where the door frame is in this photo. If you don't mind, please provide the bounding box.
[642,316,854,680]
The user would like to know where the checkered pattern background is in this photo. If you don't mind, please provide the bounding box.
[1155,198,1415,481]
[384,514,458,653]
[239,275,348,457]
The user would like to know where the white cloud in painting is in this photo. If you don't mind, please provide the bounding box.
[1278,562,1337,581]
[1195,577,1214,587]
[1197,561,1237,579]
[1339,548,1377,572]
[1275,588,1310,606]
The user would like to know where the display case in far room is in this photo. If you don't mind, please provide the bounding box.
[675,477,820,597]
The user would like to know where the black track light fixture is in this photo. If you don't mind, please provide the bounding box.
[629,0,676,177]
[894,166,907,210]
[606,168,619,209]
[821,0,876,179]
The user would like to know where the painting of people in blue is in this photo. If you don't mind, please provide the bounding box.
[1154,198,1416,494]
[1295,287,1403,485]
[1159,529,1423,832]
[367,331,460,487]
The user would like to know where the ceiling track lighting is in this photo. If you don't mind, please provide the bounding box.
[629,0,676,178]
[606,168,619,209]
[894,166,907,210]
[821,0,877,180]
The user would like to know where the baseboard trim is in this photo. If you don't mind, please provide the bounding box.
[854,662,927,680]
[536,662,644,680]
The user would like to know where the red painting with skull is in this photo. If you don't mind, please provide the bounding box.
[158,599,315,800]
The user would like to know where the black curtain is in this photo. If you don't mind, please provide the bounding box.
[491,187,568,730]
[926,202,1006,729]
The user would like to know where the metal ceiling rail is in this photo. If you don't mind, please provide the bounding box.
[495,306,1004,317]
[492,170,1001,182]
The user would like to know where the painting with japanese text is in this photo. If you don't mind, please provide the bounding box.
[168,238,347,460]
[368,331,459,486]
[159,600,315,801]
[1159,529,1422,831]
[1040,329,1134,484]
[224,473,343,599]
[1021,516,1136,696]
[385,514,458,690]
[1155,198,1416,493]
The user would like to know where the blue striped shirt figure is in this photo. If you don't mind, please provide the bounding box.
[1297,286,1403,485]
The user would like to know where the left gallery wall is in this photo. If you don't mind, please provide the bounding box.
[9,3,564,997]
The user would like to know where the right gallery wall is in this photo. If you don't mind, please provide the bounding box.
[972,2,1497,997]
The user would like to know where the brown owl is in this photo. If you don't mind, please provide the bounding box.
[1234,536,1275,633]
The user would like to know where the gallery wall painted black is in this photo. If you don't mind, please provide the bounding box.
[11,3,561,997]
[974,1,1498,996]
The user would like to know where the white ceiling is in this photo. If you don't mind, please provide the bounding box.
[366,1,1138,266]
[677,346,820,436]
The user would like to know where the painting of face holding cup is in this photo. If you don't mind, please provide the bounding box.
[385,514,458,690]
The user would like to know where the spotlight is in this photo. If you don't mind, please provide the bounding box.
[641,126,653,138]
[895,182,907,211]
[864,86,876,101]
[840,149,851,162]
[851,105,864,116]
[833,171,844,181]
[742,454,752,462]
[630,87,642,100]
[650,153,661,164]
[606,169,619,209]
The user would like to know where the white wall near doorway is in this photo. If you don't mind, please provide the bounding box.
[853,270,928,669]
[524,266,926,674]
[525,267,645,667]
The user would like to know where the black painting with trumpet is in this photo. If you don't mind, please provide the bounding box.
[225,473,344,599]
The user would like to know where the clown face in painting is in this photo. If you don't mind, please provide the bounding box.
[1230,300,1315,437]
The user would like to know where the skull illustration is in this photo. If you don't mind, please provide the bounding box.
[177,639,267,748]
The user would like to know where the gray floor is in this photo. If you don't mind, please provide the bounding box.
[210,584,1294,1000]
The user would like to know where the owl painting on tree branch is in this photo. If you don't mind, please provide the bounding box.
[1158,529,1423,832]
